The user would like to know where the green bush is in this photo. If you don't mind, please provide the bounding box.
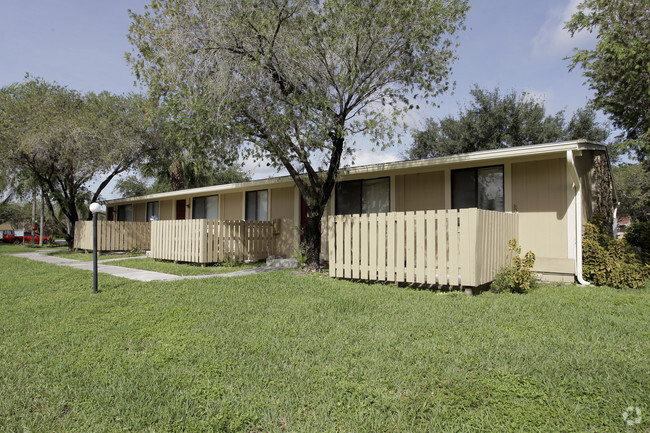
[582,222,650,289]
[491,239,536,293]
[624,221,650,261]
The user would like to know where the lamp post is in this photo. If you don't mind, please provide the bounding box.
[89,202,102,294]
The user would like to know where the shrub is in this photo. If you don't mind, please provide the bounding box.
[582,222,650,289]
[624,221,650,261]
[491,239,536,293]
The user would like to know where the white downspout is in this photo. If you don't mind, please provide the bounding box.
[567,150,591,286]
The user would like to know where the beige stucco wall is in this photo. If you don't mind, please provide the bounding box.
[222,192,243,220]
[512,158,571,274]
[271,187,295,220]
[160,200,173,220]
[395,171,445,212]
[133,203,146,222]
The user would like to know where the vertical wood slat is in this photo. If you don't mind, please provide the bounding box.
[395,213,405,283]
[376,213,386,281]
[73,221,151,251]
[426,212,437,284]
[436,211,447,285]
[326,209,517,288]
[360,214,369,280]
[386,213,395,282]
[447,209,459,286]
[405,212,415,283]
[415,211,425,284]
[336,216,344,278]
[369,214,378,281]
[147,219,273,264]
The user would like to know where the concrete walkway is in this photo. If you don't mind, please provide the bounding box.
[11,250,293,282]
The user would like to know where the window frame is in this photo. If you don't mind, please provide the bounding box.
[146,201,160,221]
[335,176,391,215]
[451,164,505,211]
[117,204,133,222]
[245,190,269,221]
[192,195,219,220]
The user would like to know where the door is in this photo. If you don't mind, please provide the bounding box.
[176,199,186,220]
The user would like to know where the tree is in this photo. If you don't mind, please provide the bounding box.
[128,0,469,265]
[115,166,251,198]
[0,198,31,229]
[408,86,610,159]
[612,163,650,222]
[138,94,243,191]
[0,78,159,246]
[566,0,650,165]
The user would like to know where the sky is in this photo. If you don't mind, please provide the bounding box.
[0,0,599,198]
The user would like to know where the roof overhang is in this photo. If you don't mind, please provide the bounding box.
[106,140,607,205]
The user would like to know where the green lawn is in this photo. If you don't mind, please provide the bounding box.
[46,250,146,261]
[0,243,66,254]
[0,254,648,432]
[110,257,261,275]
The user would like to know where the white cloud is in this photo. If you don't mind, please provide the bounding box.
[531,0,596,60]
[241,156,287,180]
[342,147,402,168]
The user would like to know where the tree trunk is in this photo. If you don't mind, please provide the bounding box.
[171,160,185,191]
[39,188,45,246]
[303,211,321,266]
[31,191,36,245]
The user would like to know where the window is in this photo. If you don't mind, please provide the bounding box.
[451,165,504,211]
[335,177,390,215]
[193,195,219,219]
[245,190,268,221]
[146,201,160,221]
[117,204,133,221]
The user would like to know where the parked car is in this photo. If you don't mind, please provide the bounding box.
[2,231,51,244]
[0,230,15,243]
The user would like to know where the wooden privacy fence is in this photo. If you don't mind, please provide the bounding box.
[327,209,519,287]
[151,219,275,264]
[74,221,151,251]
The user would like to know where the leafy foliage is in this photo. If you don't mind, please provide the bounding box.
[491,238,536,293]
[0,199,31,229]
[115,166,251,199]
[582,222,650,289]
[127,0,470,264]
[624,221,650,262]
[0,77,159,245]
[565,0,650,164]
[408,86,609,159]
[612,163,650,222]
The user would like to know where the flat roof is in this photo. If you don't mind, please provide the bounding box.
[106,139,606,204]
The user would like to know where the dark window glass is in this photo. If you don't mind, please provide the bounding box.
[117,204,133,221]
[451,169,477,210]
[452,165,504,211]
[336,180,362,215]
[147,201,160,221]
[245,190,268,221]
[336,177,390,215]
[193,195,218,219]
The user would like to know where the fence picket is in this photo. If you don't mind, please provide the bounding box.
[415,211,425,284]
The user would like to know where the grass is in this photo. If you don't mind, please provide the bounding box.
[110,258,261,275]
[0,254,648,432]
[0,243,66,254]
[46,250,146,261]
